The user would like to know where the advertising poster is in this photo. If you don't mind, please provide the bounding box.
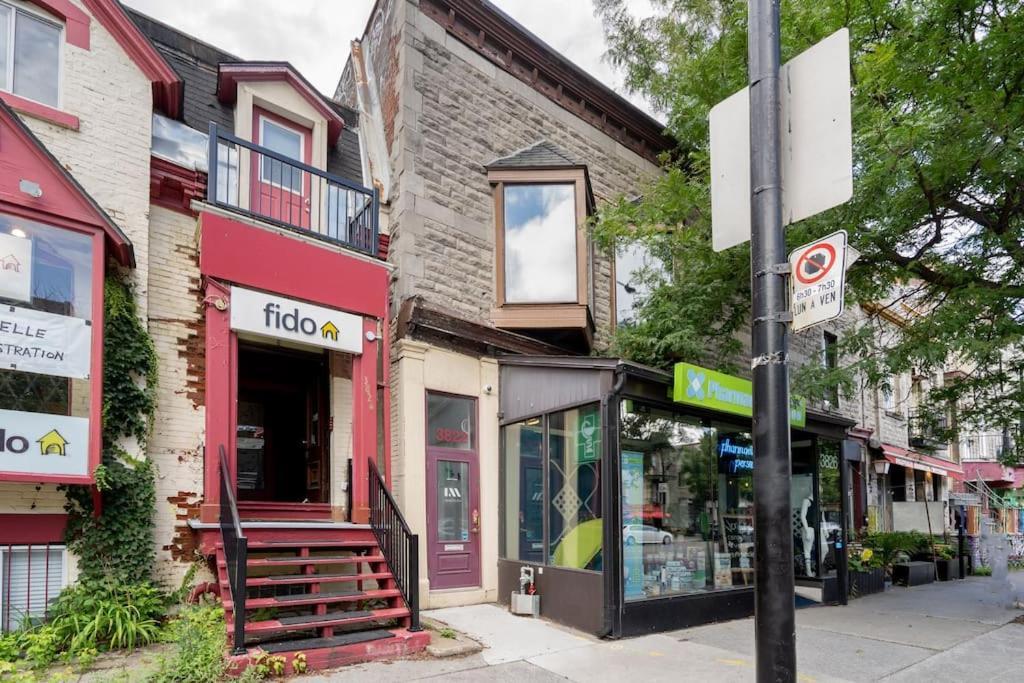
[0,305,91,379]
[0,408,89,477]
[0,232,32,303]
[622,449,645,598]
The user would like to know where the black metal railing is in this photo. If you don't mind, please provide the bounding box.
[206,122,379,256]
[368,459,420,631]
[908,411,949,451]
[219,445,248,654]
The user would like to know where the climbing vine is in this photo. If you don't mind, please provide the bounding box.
[62,276,159,583]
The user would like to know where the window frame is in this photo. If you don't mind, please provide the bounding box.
[489,168,590,309]
[257,114,307,195]
[0,0,64,110]
[0,544,68,632]
[821,331,840,409]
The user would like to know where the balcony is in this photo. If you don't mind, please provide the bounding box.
[907,411,948,452]
[206,123,378,256]
[960,432,1013,462]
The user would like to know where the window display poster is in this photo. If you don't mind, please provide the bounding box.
[714,552,733,587]
[0,408,89,477]
[0,305,91,379]
[0,232,32,303]
[622,449,645,598]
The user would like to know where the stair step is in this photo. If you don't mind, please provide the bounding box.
[220,554,386,569]
[242,607,410,637]
[218,540,378,550]
[225,588,401,611]
[243,571,393,587]
[256,629,395,654]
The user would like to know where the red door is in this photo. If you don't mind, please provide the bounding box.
[251,108,312,229]
[425,392,481,589]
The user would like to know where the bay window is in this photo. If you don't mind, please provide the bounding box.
[0,1,62,109]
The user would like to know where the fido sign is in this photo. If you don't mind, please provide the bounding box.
[789,230,848,332]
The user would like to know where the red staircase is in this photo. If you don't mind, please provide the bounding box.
[207,448,427,674]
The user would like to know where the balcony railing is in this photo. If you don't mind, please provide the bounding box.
[206,122,379,256]
[907,411,948,451]
[960,432,1013,461]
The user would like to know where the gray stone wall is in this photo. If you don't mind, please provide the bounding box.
[354,0,660,350]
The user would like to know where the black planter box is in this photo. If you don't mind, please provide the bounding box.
[849,568,885,597]
[936,558,960,581]
[893,561,935,586]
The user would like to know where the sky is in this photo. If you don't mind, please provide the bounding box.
[121,0,655,115]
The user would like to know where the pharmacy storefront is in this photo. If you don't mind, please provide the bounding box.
[497,357,855,636]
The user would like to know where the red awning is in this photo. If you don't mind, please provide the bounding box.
[882,444,964,480]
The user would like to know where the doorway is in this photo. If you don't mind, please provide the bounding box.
[425,392,481,589]
[236,342,328,504]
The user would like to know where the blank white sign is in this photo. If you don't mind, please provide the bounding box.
[710,28,853,252]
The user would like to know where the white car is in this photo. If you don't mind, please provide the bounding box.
[623,524,673,545]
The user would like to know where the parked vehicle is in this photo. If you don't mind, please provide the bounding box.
[623,524,674,545]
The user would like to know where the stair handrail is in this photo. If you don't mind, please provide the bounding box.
[218,445,248,654]
[367,458,421,631]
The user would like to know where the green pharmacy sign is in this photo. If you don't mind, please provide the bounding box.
[577,405,601,463]
[673,362,806,428]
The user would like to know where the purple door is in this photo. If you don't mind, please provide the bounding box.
[425,392,481,589]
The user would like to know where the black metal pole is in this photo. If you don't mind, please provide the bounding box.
[748,1,796,681]
[958,507,966,579]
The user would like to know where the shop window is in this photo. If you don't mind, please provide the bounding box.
[499,404,602,571]
[620,401,754,599]
[0,545,66,632]
[817,440,842,576]
[0,2,62,108]
[0,215,93,419]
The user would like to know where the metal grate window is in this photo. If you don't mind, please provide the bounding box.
[1,545,66,632]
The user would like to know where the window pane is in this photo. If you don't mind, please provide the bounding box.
[503,184,577,303]
[548,404,601,570]
[621,400,754,600]
[436,460,469,541]
[501,419,544,562]
[1,547,65,631]
[260,120,303,191]
[13,11,60,108]
[427,393,475,450]
[0,5,10,92]
[818,440,842,576]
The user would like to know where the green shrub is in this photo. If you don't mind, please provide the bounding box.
[47,580,166,656]
[149,601,228,683]
[863,531,931,567]
[974,565,993,576]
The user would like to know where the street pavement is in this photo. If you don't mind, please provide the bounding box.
[305,575,1024,681]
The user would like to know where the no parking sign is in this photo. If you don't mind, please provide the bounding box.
[789,230,847,331]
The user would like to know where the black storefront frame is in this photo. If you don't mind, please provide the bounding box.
[497,358,854,638]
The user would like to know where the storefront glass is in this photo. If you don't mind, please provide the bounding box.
[500,404,602,571]
[620,400,754,600]
[0,215,94,419]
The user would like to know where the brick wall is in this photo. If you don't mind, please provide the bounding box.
[147,206,206,583]
[20,1,154,317]
[354,0,659,350]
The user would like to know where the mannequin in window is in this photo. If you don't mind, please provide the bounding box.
[800,496,816,576]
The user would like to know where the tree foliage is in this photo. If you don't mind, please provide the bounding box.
[594,0,1024,434]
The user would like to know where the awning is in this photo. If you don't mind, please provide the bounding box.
[881,444,964,480]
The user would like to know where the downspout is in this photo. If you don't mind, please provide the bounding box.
[600,367,627,638]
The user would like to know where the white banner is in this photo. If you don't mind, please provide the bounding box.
[0,306,92,379]
[230,287,363,355]
[0,409,90,477]
[0,232,32,303]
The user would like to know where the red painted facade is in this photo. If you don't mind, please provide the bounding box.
[198,210,391,523]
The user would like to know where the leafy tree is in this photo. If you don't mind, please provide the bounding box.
[593,0,1024,445]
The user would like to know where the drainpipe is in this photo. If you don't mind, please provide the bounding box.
[600,368,627,639]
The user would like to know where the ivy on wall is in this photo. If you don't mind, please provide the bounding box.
[62,277,159,583]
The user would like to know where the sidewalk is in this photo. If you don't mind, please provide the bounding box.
[305,575,1024,682]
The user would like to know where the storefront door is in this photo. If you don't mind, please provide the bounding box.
[236,343,328,503]
[425,392,481,589]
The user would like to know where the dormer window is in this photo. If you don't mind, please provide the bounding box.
[0,1,62,108]
[258,115,306,192]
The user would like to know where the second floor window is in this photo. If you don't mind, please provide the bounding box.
[0,2,61,108]
[503,183,577,304]
[822,331,839,408]
[259,117,305,193]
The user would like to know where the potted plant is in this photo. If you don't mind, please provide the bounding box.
[848,548,886,597]
[932,544,960,581]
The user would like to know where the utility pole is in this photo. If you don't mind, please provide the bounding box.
[747,0,796,681]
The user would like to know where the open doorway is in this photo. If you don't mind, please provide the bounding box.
[236,342,329,504]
